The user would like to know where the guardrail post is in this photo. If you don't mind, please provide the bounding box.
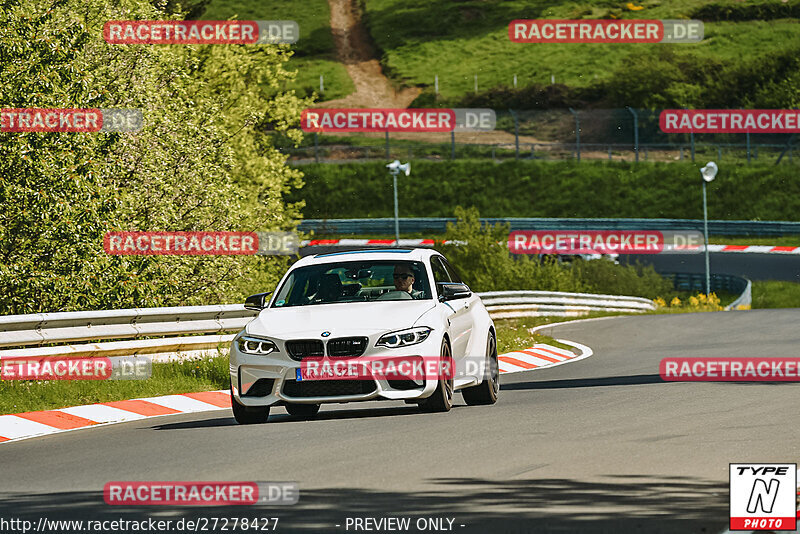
[314,133,319,163]
[451,131,456,159]
[385,131,390,159]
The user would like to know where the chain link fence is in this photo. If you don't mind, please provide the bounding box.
[280,108,797,165]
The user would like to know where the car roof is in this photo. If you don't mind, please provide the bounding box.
[294,247,441,267]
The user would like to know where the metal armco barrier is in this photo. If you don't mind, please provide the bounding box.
[478,291,655,319]
[0,306,257,361]
[0,291,654,360]
[298,218,800,237]
[661,272,752,310]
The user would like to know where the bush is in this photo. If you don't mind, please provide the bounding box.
[292,160,800,221]
[435,207,673,299]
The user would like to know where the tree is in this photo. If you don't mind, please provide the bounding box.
[0,0,310,313]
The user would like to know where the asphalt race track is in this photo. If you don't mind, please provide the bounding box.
[1,310,799,533]
[622,252,800,282]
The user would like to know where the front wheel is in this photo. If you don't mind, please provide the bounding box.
[231,387,270,424]
[285,403,321,419]
[462,331,499,406]
[419,340,454,413]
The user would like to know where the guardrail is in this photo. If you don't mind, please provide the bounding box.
[298,218,800,237]
[660,272,752,310]
[0,306,256,361]
[0,291,656,360]
[478,291,656,319]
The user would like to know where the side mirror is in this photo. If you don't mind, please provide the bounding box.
[244,291,273,311]
[438,282,472,301]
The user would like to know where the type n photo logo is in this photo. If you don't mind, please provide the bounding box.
[729,463,796,531]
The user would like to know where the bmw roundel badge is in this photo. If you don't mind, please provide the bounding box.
[321,331,331,337]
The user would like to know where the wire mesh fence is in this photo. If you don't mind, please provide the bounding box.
[278,108,797,165]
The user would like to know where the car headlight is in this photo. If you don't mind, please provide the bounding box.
[237,336,279,355]
[376,327,432,349]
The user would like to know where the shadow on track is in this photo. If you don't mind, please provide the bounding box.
[501,374,665,390]
[0,476,728,534]
[151,405,433,431]
[502,374,800,391]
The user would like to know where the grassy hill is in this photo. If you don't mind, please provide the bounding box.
[362,0,800,108]
[199,0,800,110]
[200,0,354,100]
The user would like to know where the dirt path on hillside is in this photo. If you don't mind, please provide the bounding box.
[322,0,420,108]
[320,0,548,147]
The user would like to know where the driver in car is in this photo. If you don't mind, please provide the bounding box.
[393,264,423,299]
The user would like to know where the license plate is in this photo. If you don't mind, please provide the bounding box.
[296,367,321,381]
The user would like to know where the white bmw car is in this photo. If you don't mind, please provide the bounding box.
[229,248,499,423]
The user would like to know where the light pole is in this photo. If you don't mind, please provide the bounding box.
[386,160,411,246]
[700,161,718,296]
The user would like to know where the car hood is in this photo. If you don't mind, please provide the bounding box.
[245,300,437,339]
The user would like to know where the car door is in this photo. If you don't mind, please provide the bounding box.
[431,256,473,361]
[440,256,477,356]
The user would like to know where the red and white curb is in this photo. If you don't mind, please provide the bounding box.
[301,239,800,254]
[0,390,230,444]
[0,341,592,444]
[705,244,800,254]
[499,340,592,374]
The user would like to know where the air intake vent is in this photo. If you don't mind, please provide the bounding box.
[285,340,324,361]
[327,337,368,357]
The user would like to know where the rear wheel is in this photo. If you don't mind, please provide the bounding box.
[285,403,321,419]
[419,340,454,413]
[462,331,499,406]
[231,387,270,424]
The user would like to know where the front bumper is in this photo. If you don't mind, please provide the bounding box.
[230,335,442,406]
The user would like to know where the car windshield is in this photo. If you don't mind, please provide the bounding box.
[271,260,432,308]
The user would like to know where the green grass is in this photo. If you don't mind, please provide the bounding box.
[362,0,800,107]
[201,0,354,100]
[0,354,230,415]
[752,280,800,309]
[495,312,624,355]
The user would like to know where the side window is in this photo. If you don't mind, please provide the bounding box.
[440,258,463,284]
[430,257,451,296]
